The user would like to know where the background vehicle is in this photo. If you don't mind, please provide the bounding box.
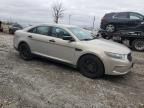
[99,29,144,51]
[14,24,133,79]
[0,21,2,32]
[101,12,144,32]
[9,23,23,34]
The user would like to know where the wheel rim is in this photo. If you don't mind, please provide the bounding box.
[106,24,115,32]
[83,59,98,74]
[135,40,144,51]
[20,45,30,58]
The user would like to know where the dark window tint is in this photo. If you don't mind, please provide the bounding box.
[51,27,71,39]
[114,13,128,19]
[104,13,116,19]
[130,13,143,20]
[28,26,50,36]
[37,26,50,35]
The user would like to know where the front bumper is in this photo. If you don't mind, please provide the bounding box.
[111,63,133,75]
[104,57,134,75]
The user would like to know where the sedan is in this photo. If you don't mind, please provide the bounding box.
[14,24,133,79]
[9,23,23,34]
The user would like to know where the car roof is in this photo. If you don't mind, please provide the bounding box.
[35,23,77,28]
[106,11,141,15]
[23,23,78,31]
[104,12,141,18]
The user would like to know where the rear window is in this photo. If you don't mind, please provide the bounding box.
[28,26,50,36]
[113,13,128,19]
[103,13,116,19]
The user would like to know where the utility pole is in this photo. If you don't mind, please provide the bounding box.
[69,14,71,25]
[92,16,95,30]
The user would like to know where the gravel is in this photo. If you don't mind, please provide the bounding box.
[0,32,144,108]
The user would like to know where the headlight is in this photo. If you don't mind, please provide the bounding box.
[105,52,127,60]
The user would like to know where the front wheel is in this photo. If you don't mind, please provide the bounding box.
[19,43,33,60]
[131,39,144,51]
[78,55,104,79]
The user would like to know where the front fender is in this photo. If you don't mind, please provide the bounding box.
[73,50,105,67]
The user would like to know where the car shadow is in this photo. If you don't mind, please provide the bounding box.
[21,55,133,82]
[103,72,133,83]
[33,55,78,72]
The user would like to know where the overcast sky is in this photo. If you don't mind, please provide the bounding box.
[0,0,144,28]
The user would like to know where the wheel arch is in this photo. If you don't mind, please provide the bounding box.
[76,53,105,73]
[18,41,30,51]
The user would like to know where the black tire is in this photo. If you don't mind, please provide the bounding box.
[131,39,144,51]
[19,43,33,60]
[105,24,115,33]
[78,55,104,79]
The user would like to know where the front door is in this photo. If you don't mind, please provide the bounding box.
[47,26,76,64]
[128,12,144,28]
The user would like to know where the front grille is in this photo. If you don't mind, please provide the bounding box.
[127,53,132,62]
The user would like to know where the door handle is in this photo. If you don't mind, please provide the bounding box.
[49,39,55,43]
[28,35,33,38]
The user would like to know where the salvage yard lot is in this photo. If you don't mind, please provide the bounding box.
[0,32,144,108]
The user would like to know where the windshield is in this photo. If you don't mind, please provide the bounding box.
[68,27,94,41]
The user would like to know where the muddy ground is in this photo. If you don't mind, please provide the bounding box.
[0,33,144,108]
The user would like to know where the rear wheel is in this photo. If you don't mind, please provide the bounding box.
[132,39,144,51]
[105,24,115,33]
[78,55,104,79]
[19,43,33,60]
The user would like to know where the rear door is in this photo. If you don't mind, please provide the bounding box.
[27,26,51,56]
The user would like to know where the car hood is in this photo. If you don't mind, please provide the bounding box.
[80,39,131,54]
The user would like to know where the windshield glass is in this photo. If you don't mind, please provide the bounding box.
[68,27,94,41]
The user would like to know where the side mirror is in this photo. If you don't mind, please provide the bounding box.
[62,36,75,42]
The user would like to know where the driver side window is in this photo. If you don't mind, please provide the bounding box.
[51,27,71,39]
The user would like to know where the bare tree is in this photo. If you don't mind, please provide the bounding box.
[52,2,65,23]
